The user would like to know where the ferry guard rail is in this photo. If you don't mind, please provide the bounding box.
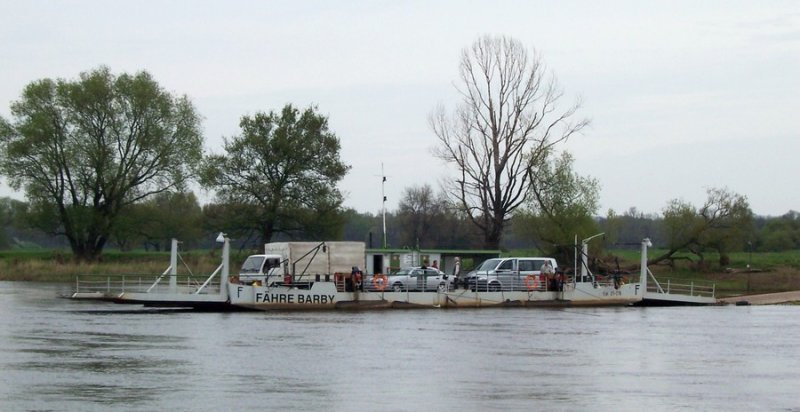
[646,277,716,298]
[71,236,232,309]
[361,273,578,293]
[73,273,222,296]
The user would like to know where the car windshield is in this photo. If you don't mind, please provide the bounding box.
[240,256,265,273]
[476,259,502,271]
[391,269,412,276]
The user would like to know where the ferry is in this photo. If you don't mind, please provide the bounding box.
[71,234,717,309]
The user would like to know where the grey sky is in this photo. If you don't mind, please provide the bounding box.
[1,0,797,216]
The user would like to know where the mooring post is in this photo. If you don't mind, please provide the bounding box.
[218,233,230,300]
[640,238,651,296]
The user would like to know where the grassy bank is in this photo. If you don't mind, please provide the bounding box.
[0,249,252,283]
[605,248,800,297]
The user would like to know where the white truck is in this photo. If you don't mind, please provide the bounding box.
[238,241,366,288]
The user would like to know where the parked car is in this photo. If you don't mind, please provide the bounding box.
[386,267,447,292]
[465,257,558,291]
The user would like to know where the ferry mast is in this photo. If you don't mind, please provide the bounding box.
[381,163,387,248]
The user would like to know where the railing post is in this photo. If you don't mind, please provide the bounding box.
[169,238,178,293]
[691,282,694,296]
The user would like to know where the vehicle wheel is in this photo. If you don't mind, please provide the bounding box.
[437,282,446,292]
[392,283,404,293]
[489,283,501,292]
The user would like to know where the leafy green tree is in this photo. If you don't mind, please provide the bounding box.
[431,35,588,249]
[201,202,263,250]
[758,210,800,252]
[602,207,663,246]
[340,208,381,245]
[0,197,23,249]
[513,151,600,264]
[112,191,203,251]
[0,67,203,260]
[652,187,753,267]
[200,104,350,245]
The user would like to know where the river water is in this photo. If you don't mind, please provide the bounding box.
[0,281,798,411]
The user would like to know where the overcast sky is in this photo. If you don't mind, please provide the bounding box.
[1,0,797,217]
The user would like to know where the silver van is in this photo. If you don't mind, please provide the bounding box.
[466,257,558,292]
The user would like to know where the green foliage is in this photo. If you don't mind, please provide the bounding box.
[602,208,662,246]
[199,104,349,245]
[655,187,753,265]
[0,67,203,260]
[757,211,800,251]
[111,191,203,251]
[0,198,19,248]
[514,151,600,264]
[340,208,380,245]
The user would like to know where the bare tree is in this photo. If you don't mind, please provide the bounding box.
[431,35,588,249]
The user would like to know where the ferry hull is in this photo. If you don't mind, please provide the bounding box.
[227,282,641,310]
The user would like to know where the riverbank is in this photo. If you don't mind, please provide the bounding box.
[0,250,235,282]
[719,290,800,305]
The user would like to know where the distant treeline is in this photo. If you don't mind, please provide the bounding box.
[1,196,797,255]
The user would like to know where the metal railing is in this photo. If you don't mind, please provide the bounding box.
[647,277,716,298]
[357,275,558,293]
[74,273,221,295]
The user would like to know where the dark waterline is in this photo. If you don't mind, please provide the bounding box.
[1,281,798,411]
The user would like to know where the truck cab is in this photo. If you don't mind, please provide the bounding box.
[238,254,284,285]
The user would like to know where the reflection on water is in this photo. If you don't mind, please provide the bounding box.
[1,281,799,411]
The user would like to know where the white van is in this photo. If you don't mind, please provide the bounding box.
[465,257,558,292]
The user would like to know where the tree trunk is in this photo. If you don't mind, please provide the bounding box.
[483,217,504,250]
[261,221,275,246]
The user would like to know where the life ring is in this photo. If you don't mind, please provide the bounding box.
[524,275,539,291]
[371,274,387,291]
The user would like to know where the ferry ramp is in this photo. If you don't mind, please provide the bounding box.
[637,278,717,306]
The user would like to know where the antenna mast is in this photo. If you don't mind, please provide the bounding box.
[381,163,387,248]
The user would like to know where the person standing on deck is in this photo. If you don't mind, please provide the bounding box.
[541,260,554,290]
[451,257,461,290]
